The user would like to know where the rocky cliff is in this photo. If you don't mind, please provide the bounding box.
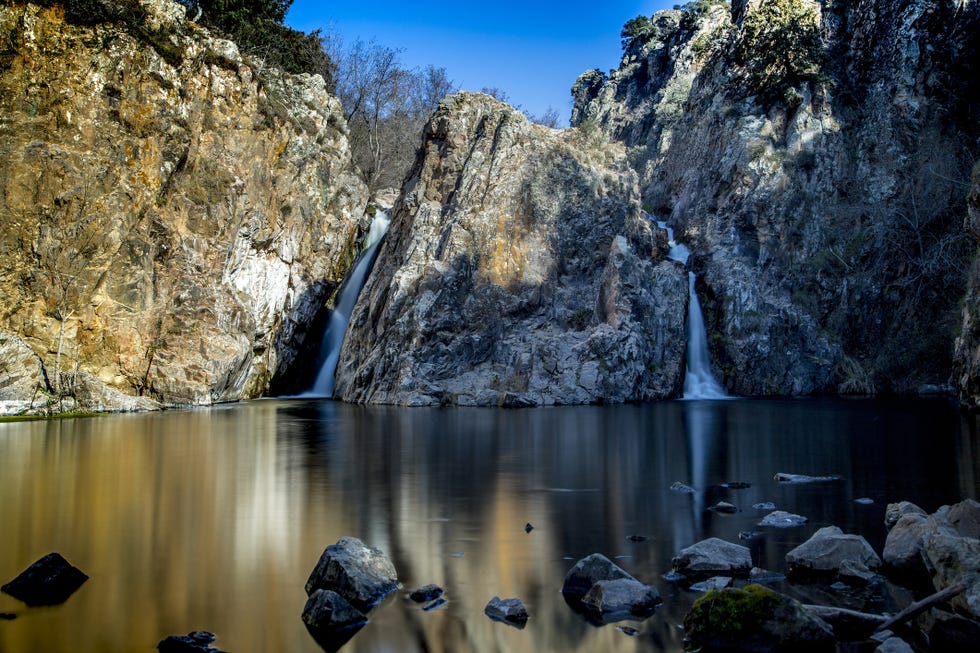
[573,0,980,400]
[334,92,688,406]
[954,164,980,409]
[0,0,367,414]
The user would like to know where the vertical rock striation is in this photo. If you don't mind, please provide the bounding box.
[0,0,366,413]
[573,0,980,398]
[954,164,980,409]
[334,92,687,406]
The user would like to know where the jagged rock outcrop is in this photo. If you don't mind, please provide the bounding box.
[954,163,980,409]
[573,0,980,399]
[334,92,687,406]
[0,0,366,413]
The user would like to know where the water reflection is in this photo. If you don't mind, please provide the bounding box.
[0,399,975,652]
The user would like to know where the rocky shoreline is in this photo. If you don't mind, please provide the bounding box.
[4,498,976,652]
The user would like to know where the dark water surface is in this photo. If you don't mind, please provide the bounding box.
[0,398,976,652]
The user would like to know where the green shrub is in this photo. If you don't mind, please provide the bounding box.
[730,0,825,106]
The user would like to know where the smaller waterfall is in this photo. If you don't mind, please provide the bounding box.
[656,220,728,399]
[306,212,390,397]
[682,272,728,399]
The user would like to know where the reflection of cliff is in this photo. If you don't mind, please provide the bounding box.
[0,400,972,652]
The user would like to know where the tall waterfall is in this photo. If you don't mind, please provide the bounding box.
[657,220,729,399]
[307,212,390,397]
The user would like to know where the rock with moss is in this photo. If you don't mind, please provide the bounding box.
[683,584,834,652]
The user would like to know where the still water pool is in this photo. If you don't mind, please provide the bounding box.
[0,398,976,652]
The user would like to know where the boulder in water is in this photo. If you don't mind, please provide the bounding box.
[786,526,881,576]
[672,538,752,576]
[561,553,635,599]
[409,584,443,603]
[775,472,842,484]
[484,596,529,628]
[690,576,733,592]
[1,552,88,606]
[580,578,661,620]
[305,537,398,612]
[670,481,696,493]
[709,501,738,514]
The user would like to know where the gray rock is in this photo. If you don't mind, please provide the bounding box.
[580,578,661,617]
[774,473,842,484]
[883,513,929,578]
[1,552,88,607]
[670,481,696,493]
[484,596,528,628]
[672,537,752,576]
[409,584,443,603]
[946,498,980,539]
[561,553,636,600]
[786,526,881,576]
[885,501,927,530]
[838,559,877,586]
[683,585,834,652]
[301,589,366,632]
[874,636,914,653]
[709,501,738,513]
[759,510,808,528]
[753,502,777,510]
[0,331,46,415]
[749,567,786,583]
[690,576,733,591]
[305,537,399,612]
[921,508,980,620]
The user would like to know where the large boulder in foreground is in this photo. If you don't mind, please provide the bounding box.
[683,585,834,652]
[672,537,752,577]
[334,92,688,406]
[921,502,980,620]
[305,537,398,612]
[1,552,88,606]
[786,526,881,576]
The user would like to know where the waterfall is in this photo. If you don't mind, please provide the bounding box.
[682,272,728,399]
[655,220,729,399]
[306,212,390,397]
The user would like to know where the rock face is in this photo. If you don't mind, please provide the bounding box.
[0,0,366,413]
[573,0,980,400]
[334,92,687,406]
[954,165,980,409]
[305,537,399,612]
[683,585,834,652]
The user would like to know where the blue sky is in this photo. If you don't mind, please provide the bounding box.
[286,1,676,124]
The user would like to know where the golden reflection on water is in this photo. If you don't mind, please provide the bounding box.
[0,398,973,653]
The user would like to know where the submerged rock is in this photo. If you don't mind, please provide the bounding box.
[157,631,223,653]
[672,538,752,576]
[683,585,834,652]
[709,501,739,514]
[775,473,842,484]
[1,552,88,606]
[690,576,733,592]
[786,526,881,576]
[671,481,697,494]
[484,596,529,628]
[409,584,444,603]
[759,510,808,528]
[305,537,399,612]
[334,92,688,406]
